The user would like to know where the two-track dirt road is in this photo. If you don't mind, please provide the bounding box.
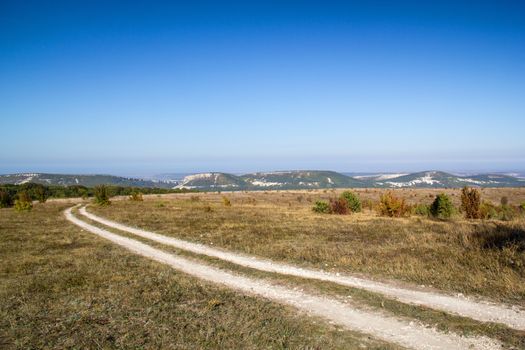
[66,205,522,349]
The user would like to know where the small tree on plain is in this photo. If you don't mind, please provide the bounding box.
[14,191,33,212]
[461,187,481,219]
[312,200,330,213]
[33,185,49,203]
[0,189,14,208]
[329,197,348,215]
[429,193,454,219]
[340,191,362,213]
[93,185,111,206]
[377,191,409,217]
[129,191,143,201]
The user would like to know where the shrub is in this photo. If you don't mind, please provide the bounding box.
[129,191,143,201]
[0,189,14,208]
[412,203,430,217]
[190,195,200,202]
[500,196,509,206]
[329,197,348,215]
[377,191,409,217]
[93,185,111,206]
[479,202,517,221]
[32,185,50,203]
[312,200,330,214]
[14,191,33,212]
[429,193,455,219]
[222,196,231,207]
[521,202,525,211]
[499,205,517,221]
[461,187,481,219]
[480,201,498,219]
[340,191,361,213]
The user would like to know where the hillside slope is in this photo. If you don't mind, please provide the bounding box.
[0,173,173,188]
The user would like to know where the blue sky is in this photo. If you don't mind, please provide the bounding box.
[1,0,524,175]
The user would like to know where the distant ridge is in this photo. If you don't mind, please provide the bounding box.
[0,173,174,188]
[1,170,524,190]
[173,170,525,190]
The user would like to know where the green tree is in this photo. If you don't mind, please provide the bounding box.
[340,191,362,212]
[0,189,14,208]
[93,185,111,206]
[312,200,330,213]
[429,193,454,219]
[33,185,50,203]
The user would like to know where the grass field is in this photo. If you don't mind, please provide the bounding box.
[0,202,397,349]
[89,188,525,305]
[2,188,525,349]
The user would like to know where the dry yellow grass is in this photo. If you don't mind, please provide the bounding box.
[90,188,525,305]
[0,202,397,349]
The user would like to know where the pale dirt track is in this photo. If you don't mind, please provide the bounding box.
[65,206,505,350]
[79,206,525,331]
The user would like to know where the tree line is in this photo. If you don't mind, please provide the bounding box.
[0,182,195,209]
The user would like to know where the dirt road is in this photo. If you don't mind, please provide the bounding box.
[79,205,525,331]
[65,206,503,350]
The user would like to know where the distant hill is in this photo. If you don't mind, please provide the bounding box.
[372,171,525,188]
[2,170,523,190]
[174,173,246,190]
[0,173,174,188]
[240,170,364,189]
[175,170,525,190]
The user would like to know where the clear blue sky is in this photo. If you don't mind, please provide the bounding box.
[1,0,524,175]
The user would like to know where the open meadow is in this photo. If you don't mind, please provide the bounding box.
[0,202,394,349]
[91,188,525,304]
[2,187,525,349]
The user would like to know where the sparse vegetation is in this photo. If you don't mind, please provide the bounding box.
[377,191,409,217]
[89,190,525,305]
[1,203,387,349]
[312,200,330,213]
[0,189,14,208]
[93,185,111,206]
[13,191,33,212]
[222,196,232,207]
[461,187,481,219]
[340,191,362,212]
[480,201,499,219]
[362,199,374,211]
[499,204,517,221]
[429,193,455,219]
[480,201,518,221]
[32,184,50,203]
[329,197,349,215]
[129,191,144,201]
[412,203,430,217]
